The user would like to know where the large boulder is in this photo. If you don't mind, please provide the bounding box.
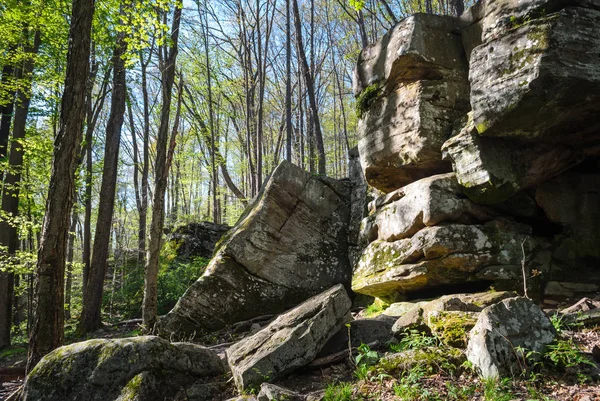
[469,7,600,146]
[352,221,547,301]
[226,285,351,392]
[160,161,351,338]
[23,336,224,401]
[466,297,556,378]
[354,14,470,193]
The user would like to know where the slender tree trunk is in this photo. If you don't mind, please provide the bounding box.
[65,210,77,321]
[138,49,152,266]
[0,65,16,184]
[142,4,182,332]
[379,0,398,24]
[79,19,127,333]
[292,0,325,175]
[0,31,41,350]
[27,0,95,372]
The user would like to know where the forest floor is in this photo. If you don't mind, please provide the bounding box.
[1,306,600,400]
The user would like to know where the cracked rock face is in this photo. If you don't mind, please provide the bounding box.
[22,336,224,401]
[466,297,556,379]
[354,13,470,193]
[226,285,351,392]
[159,161,351,338]
[352,221,548,301]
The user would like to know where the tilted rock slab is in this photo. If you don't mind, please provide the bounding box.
[159,161,351,337]
[23,336,224,401]
[353,221,548,301]
[466,297,556,378]
[226,285,351,392]
[361,173,498,243]
[354,14,470,193]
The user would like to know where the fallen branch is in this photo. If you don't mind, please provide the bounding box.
[307,341,379,369]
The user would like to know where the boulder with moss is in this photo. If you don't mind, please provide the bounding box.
[466,297,556,378]
[159,161,351,338]
[23,336,224,401]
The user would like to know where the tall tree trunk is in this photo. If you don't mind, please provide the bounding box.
[285,0,292,162]
[82,48,104,300]
[0,31,41,350]
[27,0,95,372]
[79,19,127,333]
[0,64,16,184]
[292,0,326,175]
[142,3,182,332]
[138,48,152,266]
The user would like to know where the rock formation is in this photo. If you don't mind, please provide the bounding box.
[353,0,600,303]
[167,221,231,260]
[159,161,352,338]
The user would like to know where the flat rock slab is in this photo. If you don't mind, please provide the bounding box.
[23,336,224,401]
[160,161,351,338]
[226,285,351,392]
[466,297,556,378]
[362,173,497,243]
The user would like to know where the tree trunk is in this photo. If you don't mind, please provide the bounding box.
[79,20,127,333]
[0,31,41,350]
[292,0,326,175]
[142,3,182,332]
[65,210,77,321]
[0,64,16,184]
[285,0,292,163]
[138,48,152,266]
[27,0,95,372]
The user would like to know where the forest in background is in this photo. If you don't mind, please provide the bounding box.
[0,0,470,371]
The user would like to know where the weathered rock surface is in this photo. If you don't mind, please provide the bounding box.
[466,297,556,378]
[362,173,497,242]
[469,7,600,146]
[358,79,469,193]
[257,383,304,401]
[168,221,231,260]
[354,14,467,94]
[226,285,351,392]
[442,115,584,204]
[23,336,224,401]
[160,161,351,337]
[353,221,546,300]
[354,13,470,193]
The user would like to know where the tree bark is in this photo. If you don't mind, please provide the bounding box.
[0,64,16,184]
[27,0,94,372]
[65,210,78,321]
[142,3,182,332]
[285,0,292,162]
[292,0,326,175]
[79,18,127,333]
